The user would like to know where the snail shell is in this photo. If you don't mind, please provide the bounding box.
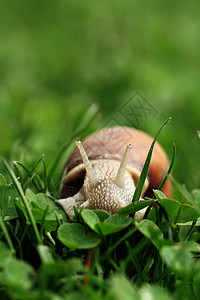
[59,126,172,219]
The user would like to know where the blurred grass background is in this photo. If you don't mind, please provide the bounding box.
[0,0,199,191]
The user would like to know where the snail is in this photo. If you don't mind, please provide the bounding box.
[58,126,172,219]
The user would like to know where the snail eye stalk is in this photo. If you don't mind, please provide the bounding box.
[114,144,132,188]
[76,140,99,187]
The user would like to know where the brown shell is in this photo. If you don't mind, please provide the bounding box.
[61,126,172,199]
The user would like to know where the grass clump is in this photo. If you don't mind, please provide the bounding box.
[0,120,200,300]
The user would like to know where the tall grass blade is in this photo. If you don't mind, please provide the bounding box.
[133,117,172,202]
[22,154,45,184]
[0,215,15,254]
[2,158,42,245]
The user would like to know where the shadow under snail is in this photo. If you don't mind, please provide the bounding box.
[58,126,172,220]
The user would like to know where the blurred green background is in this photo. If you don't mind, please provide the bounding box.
[0,0,199,191]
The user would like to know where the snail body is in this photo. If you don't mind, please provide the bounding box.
[58,126,172,219]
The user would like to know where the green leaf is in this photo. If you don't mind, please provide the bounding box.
[117,199,155,215]
[0,185,18,221]
[42,213,62,231]
[25,188,37,202]
[170,176,199,208]
[97,214,132,236]
[146,207,157,223]
[16,198,61,231]
[192,189,200,202]
[194,271,200,298]
[26,189,68,222]
[108,274,172,300]
[135,219,165,250]
[0,241,13,267]
[160,245,193,277]
[40,258,84,277]
[57,223,101,249]
[178,241,200,253]
[178,204,200,222]
[37,245,54,264]
[24,189,65,230]
[153,189,167,200]
[30,209,61,231]
[4,259,35,294]
[158,198,200,223]
[15,200,28,219]
[93,209,110,222]
[158,198,181,221]
[138,285,173,300]
[107,274,137,300]
[81,210,132,236]
[81,209,100,231]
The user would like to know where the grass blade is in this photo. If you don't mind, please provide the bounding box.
[0,215,15,254]
[13,160,30,174]
[170,176,198,206]
[22,154,45,184]
[23,173,36,190]
[2,158,42,245]
[133,117,172,202]
[157,143,176,192]
[100,228,137,263]
[42,157,47,191]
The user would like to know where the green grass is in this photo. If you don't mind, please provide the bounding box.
[0,116,200,300]
[0,1,200,299]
